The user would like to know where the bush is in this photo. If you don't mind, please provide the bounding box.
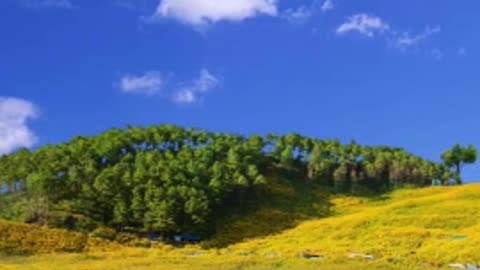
[48,212,98,232]
[115,233,151,248]
[90,227,117,241]
[0,219,88,254]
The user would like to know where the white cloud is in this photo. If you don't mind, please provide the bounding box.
[0,97,38,155]
[21,0,74,9]
[152,0,278,26]
[117,68,219,104]
[283,0,332,23]
[194,69,220,92]
[336,14,443,58]
[336,14,390,37]
[321,0,334,12]
[118,71,164,95]
[174,89,197,104]
[173,69,220,104]
[283,6,312,23]
[394,26,441,48]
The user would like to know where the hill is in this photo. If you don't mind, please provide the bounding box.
[0,125,445,239]
[0,125,474,269]
[2,185,480,269]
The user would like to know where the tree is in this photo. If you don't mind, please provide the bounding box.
[441,144,477,183]
[0,124,447,236]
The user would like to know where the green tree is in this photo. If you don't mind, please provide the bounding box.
[0,124,448,236]
[441,144,477,183]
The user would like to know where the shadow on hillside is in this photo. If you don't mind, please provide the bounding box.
[203,169,334,249]
[347,188,392,202]
[365,194,391,203]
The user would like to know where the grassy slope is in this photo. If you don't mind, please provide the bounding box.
[227,185,480,268]
[2,184,480,269]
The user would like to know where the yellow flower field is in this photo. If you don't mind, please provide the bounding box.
[2,185,480,269]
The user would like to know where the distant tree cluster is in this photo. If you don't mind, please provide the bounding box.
[0,125,473,235]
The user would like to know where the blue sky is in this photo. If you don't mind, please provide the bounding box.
[1,0,479,180]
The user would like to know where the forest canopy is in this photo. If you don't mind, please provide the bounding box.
[0,125,458,236]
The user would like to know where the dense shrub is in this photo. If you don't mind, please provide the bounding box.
[90,227,117,241]
[0,219,87,254]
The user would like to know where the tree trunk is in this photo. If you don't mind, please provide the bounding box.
[455,163,462,184]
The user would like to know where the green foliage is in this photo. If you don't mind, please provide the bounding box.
[441,144,477,183]
[0,125,448,237]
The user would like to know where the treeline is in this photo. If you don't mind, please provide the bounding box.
[0,125,464,235]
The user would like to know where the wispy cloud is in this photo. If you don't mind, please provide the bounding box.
[118,71,165,95]
[336,14,390,37]
[117,68,220,105]
[173,89,196,104]
[283,0,333,23]
[151,0,278,27]
[337,14,443,59]
[0,97,38,155]
[21,0,74,9]
[173,69,220,105]
[320,0,334,12]
[389,26,442,59]
[283,6,313,23]
[194,69,220,92]
[393,26,441,49]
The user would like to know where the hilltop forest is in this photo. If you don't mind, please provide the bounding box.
[0,125,475,237]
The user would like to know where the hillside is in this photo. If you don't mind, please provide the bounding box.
[226,184,480,268]
[0,125,476,269]
[2,185,480,269]
[0,125,445,239]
